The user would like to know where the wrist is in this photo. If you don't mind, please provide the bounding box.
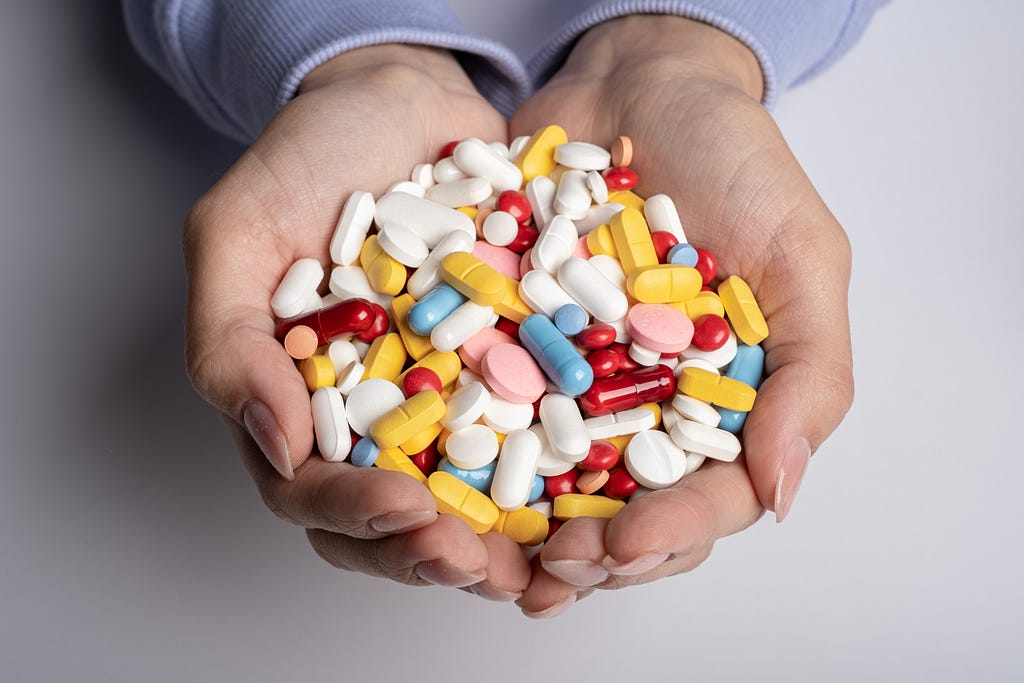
[299,43,476,96]
[562,16,763,101]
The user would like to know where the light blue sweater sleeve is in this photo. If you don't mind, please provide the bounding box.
[121,0,530,142]
[528,0,887,110]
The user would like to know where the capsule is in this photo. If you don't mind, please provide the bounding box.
[275,297,375,345]
[579,364,676,416]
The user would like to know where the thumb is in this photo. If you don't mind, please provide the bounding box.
[184,196,318,481]
[738,222,855,522]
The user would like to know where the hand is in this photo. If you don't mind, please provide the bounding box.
[510,16,854,616]
[184,45,530,600]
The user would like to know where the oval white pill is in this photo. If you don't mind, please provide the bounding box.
[539,393,589,463]
[554,169,592,219]
[587,254,627,290]
[625,429,688,489]
[432,156,466,183]
[519,269,580,319]
[491,429,542,511]
[311,386,352,462]
[430,301,494,353]
[574,202,624,235]
[587,169,609,204]
[453,138,523,193]
[671,394,722,427]
[410,162,435,188]
[554,142,612,171]
[526,175,557,230]
[530,424,576,476]
[444,424,499,470]
[643,194,687,243]
[685,452,707,475]
[271,258,323,319]
[377,222,429,268]
[329,265,393,308]
[584,407,657,440]
[425,177,493,208]
[557,257,628,323]
[335,360,364,394]
[442,381,491,432]
[330,191,375,266]
[531,214,577,274]
[482,210,519,247]
[387,180,426,197]
[670,419,742,462]
[406,230,475,299]
[483,395,535,434]
[374,191,475,248]
[344,378,405,436]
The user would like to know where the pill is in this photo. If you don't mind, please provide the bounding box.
[453,137,523,193]
[398,350,462,389]
[626,264,702,303]
[514,124,568,182]
[406,230,475,299]
[725,343,766,389]
[610,206,658,274]
[586,348,620,378]
[481,343,547,404]
[425,177,493,209]
[519,314,594,397]
[439,457,496,493]
[525,175,557,230]
[407,283,464,336]
[493,506,549,545]
[300,355,336,391]
[576,323,617,350]
[553,494,625,521]
[554,169,592,219]
[643,194,687,243]
[557,257,629,323]
[539,393,590,463]
[359,235,406,295]
[670,419,742,462]
[529,424,574,477]
[611,136,633,167]
[718,275,769,345]
[602,166,637,191]
[573,469,607,495]
[354,303,390,343]
[587,169,609,204]
[374,191,475,248]
[377,222,429,268]
[328,264,393,308]
[625,430,688,489]
[519,269,580,320]
[350,437,380,467]
[335,360,365,394]
[586,224,617,258]
[483,394,535,434]
[311,386,352,462]
[603,466,639,500]
[694,248,718,284]
[458,325,516,374]
[677,366,756,412]
[667,242,699,266]
[442,381,491,432]
[627,341,662,366]
[430,300,494,353]
[482,210,520,247]
[428,471,499,534]
[545,469,580,497]
[445,424,500,470]
[679,328,738,368]
[330,190,376,266]
[276,297,376,346]
[531,214,578,274]
[433,155,465,182]
[579,364,676,416]
[579,440,620,471]
[441,252,508,306]
[626,303,694,354]
[608,189,646,211]
[361,333,407,383]
[584,407,657,440]
[369,389,446,449]
[490,428,542,510]
[283,325,319,360]
[691,314,731,351]
[553,303,588,336]
[271,258,324,319]
[671,393,722,427]
[344,378,405,436]
[375,447,427,483]
[554,141,611,171]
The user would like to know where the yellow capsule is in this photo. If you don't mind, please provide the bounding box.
[677,366,757,412]
[440,252,507,306]
[553,494,625,521]
[493,277,532,323]
[514,124,568,182]
[374,447,427,483]
[428,471,499,534]
[607,189,646,211]
[609,207,658,274]
[398,350,462,388]
[586,224,618,257]
[626,264,702,303]
[493,507,549,545]
[361,333,407,383]
[359,235,407,295]
[718,275,769,345]
[399,421,443,456]
[370,390,446,449]
[299,355,335,392]
[390,294,434,361]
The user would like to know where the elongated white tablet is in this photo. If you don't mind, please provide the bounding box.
[330,191,375,266]
[377,222,429,268]
[311,386,352,462]
[554,142,612,171]
[430,301,494,353]
[406,230,475,299]
[425,177,493,208]
[670,419,742,462]
[671,394,722,427]
[529,424,576,476]
[432,156,466,183]
[526,175,557,230]
[660,401,681,433]
[539,393,589,463]
[386,180,426,197]
[344,378,405,436]
[453,138,523,193]
[328,265,393,308]
[491,429,542,511]
[586,169,609,204]
[519,269,580,319]
[587,254,627,290]
[584,407,657,440]
[643,194,687,243]
[554,169,591,219]
[442,381,491,432]
[531,214,578,274]
[625,429,688,489]
[557,257,628,323]
[574,202,624,235]
[483,395,535,434]
[374,191,475,248]
[444,423,499,470]
[271,258,323,319]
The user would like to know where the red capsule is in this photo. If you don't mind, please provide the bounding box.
[576,323,617,350]
[608,342,640,372]
[410,442,440,477]
[694,248,718,285]
[494,317,520,342]
[579,364,676,416]
[651,231,679,263]
[496,190,532,224]
[579,440,620,472]
[544,469,579,498]
[586,348,621,378]
[355,303,390,342]
[602,166,638,191]
[691,314,731,351]
[603,466,639,500]
[438,140,459,159]
[402,367,443,397]
[506,223,539,253]
[275,298,375,344]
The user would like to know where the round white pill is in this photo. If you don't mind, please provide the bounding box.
[625,430,688,489]
[482,210,519,247]
[377,222,429,267]
[445,424,499,470]
[442,381,491,432]
[483,395,535,434]
[345,378,405,436]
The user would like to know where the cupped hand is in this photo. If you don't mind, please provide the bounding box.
[511,16,854,615]
[184,45,529,599]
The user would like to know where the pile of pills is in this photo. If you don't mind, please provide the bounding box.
[271,125,768,547]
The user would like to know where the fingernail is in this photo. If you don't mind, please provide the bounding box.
[414,560,486,587]
[542,559,609,587]
[467,583,522,602]
[775,437,811,523]
[243,400,293,481]
[520,593,577,619]
[602,552,669,576]
[370,510,437,533]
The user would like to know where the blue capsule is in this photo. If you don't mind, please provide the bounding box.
[519,314,594,397]
[408,283,466,335]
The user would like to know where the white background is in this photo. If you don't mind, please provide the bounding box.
[1,1,1021,680]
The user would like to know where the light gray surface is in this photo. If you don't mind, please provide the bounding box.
[1,1,1021,680]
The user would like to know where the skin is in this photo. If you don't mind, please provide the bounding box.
[184,18,854,617]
